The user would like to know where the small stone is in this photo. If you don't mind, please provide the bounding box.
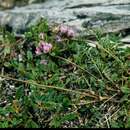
[121,35,130,43]
[0,77,4,81]
[18,54,23,62]
[9,85,15,89]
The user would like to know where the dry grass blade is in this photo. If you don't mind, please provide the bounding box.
[0,74,100,99]
[53,55,98,80]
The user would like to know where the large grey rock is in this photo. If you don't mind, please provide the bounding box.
[0,0,44,9]
[0,0,130,36]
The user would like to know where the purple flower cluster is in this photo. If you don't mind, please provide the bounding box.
[35,33,53,55]
[55,25,75,43]
[59,25,75,38]
[59,25,75,37]
[35,41,53,55]
[35,26,75,65]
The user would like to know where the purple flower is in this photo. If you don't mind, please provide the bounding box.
[35,41,52,55]
[59,25,75,38]
[35,47,42,55]
[67,29,75,37]
[59,25,68,34]
[40,59,48,65]
[39,41,45,49]
[37,41,53,54]
[42,43,53,53]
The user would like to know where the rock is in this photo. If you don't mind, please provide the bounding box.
[120,35,130,48]
[0,0,130,36]
[121,35,130,43]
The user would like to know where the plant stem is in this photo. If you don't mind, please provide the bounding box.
[0,74,99,99]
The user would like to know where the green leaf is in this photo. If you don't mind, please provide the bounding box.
[25,119,39,128]
[126,117,130,128]
[0,121,9,128]
[61,113,78,122]
[16,86,24,100]
[49,116,61,128]
[18,63,25,74]
[27,51,33,61]
[4,46,11,56]
[121,85,130,94]
[11,118,23,127]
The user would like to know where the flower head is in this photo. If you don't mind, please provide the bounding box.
[37,41,53,54]
[39,41,45,49]
[35,47,42,55]
[67,29,75,37]
[42,43,53,53]
[59,25,68,34]
[59,25,75,38]
[36,41,53,54]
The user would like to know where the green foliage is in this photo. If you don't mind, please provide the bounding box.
[0,19,129,128]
